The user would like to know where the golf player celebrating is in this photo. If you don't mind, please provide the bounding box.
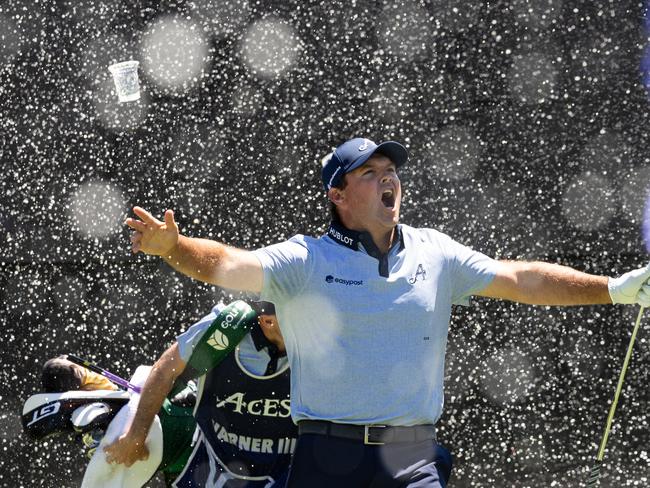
[124,138,650,487]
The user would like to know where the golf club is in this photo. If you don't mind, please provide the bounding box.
[66,353,142,394]
[586,306,645,486]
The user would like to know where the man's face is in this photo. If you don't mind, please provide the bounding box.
[335,154,401,232]
[258,314,285,353]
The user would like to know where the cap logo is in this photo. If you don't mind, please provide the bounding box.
[358,141,369,151]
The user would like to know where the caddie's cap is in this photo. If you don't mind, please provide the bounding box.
[321,137,408,191]
[251,301,276,315]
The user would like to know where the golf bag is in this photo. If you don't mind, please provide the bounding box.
[22,366,166,488]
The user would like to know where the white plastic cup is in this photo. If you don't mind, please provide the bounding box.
[108,60,140,103]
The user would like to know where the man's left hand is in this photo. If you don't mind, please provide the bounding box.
[608,264,650,306]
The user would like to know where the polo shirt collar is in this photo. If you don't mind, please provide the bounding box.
[326,219,405,277]
[327,219,405,252]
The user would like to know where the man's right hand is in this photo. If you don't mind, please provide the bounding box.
[104,431,150,467]
[125,207,179,256]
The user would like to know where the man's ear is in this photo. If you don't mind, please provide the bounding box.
[258,315,275,328]
[328,187,344,206]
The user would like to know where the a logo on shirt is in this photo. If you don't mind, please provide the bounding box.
[211,420,296,454]
[328,226,356,247]
[325,274,363,286]
[207,330,229,351]
[408,264,427,284]
[216,392,291,418]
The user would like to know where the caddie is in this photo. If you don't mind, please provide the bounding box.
[123,137,650,487]
[105,300,296,488]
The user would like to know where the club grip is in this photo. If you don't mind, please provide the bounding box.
[586,462,601,486]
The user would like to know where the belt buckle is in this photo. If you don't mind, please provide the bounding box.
[363,424,387,445]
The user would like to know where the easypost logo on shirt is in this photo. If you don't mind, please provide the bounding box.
[325,275,364,286]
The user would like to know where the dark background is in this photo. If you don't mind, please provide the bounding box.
[1,0,650,486]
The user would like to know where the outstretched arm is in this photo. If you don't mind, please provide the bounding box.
[126,207,263,292]
[478,261,650,306]
[104,343,186,467]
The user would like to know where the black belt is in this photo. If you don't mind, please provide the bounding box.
[298,420,436,445]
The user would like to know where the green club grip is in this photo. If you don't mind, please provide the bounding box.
[586,462,601,486]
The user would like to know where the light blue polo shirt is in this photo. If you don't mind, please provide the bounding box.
[252,223,498,426]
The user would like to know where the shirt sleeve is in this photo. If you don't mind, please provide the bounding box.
[439,233,499,306]
[176,303,223,363]
[251,235,311,304]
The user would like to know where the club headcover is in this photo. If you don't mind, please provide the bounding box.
[71,402,122,433]
[22,391,130,441]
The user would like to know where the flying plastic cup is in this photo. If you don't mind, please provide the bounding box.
[108,60,140,103]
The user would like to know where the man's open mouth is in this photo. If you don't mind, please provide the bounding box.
[381,189,395,208]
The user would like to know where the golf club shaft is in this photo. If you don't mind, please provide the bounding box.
[587,306,645,486]
[67,354,142,394]
[596,306,644,460]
